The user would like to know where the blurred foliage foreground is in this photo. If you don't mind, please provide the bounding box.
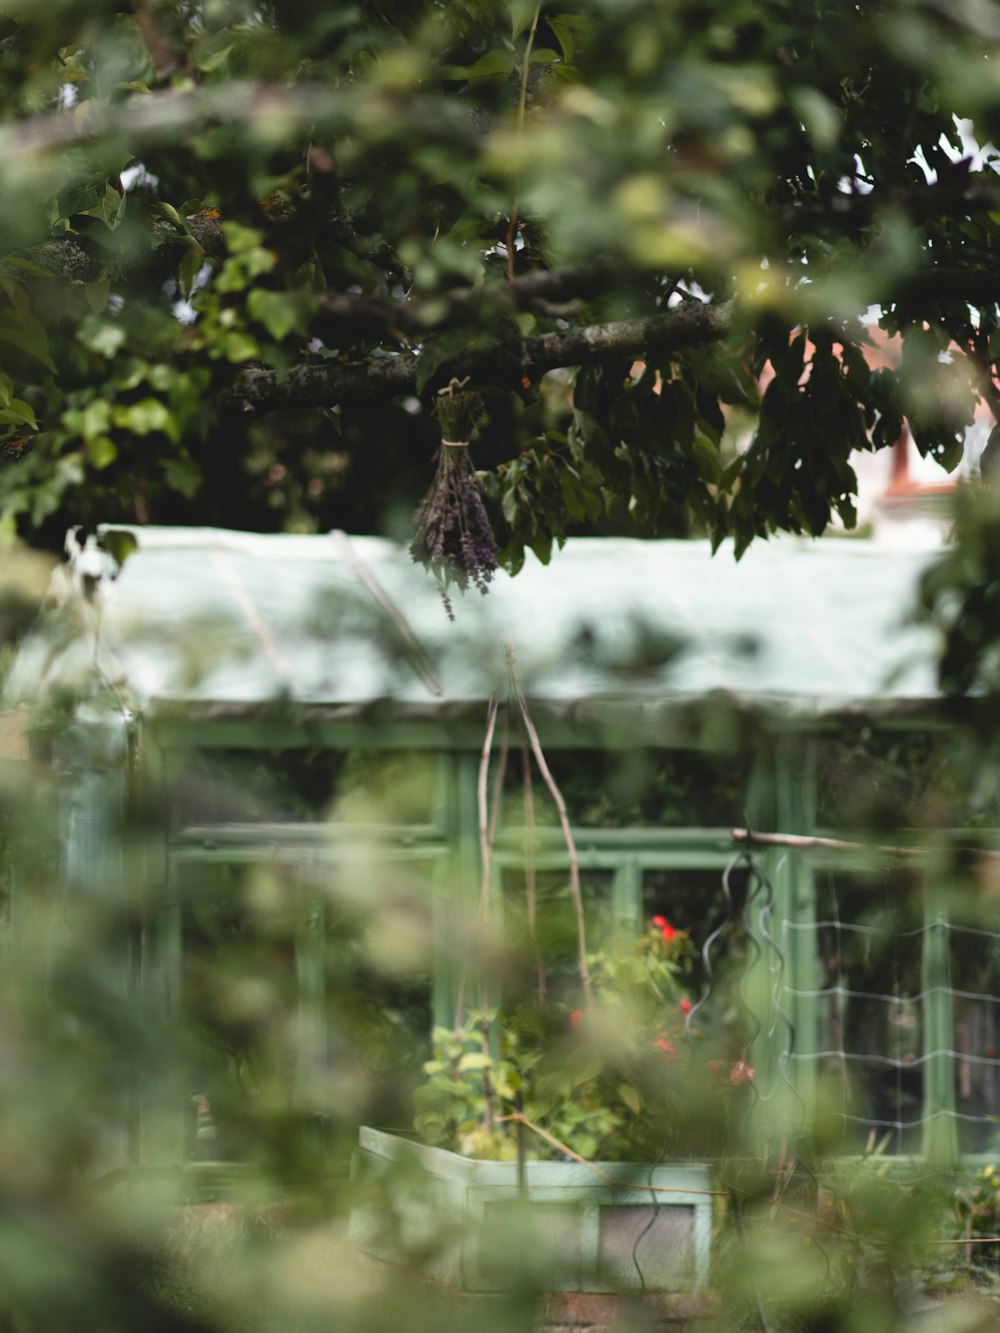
[3,702,1000,1333]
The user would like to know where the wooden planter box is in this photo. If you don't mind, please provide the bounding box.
[350,1128,712,1292]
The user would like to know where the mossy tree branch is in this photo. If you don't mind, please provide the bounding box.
[223,300,735,415]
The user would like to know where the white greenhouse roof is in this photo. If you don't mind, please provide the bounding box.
[7,526,945,719]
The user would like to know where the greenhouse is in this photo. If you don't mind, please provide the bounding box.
[6,524,999,1288]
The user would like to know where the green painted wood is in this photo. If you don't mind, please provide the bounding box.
[777,740,820,1128]
[295,861,327,1100]
[171,823,447,848]
[432,752,481,1029]
[496,826,739,854]
[613,856,641,935]
[494,848,735,873]
[170,843,445,865]
[56,712,134,1168]
[147,711,761,755]
[745,742,820,1137]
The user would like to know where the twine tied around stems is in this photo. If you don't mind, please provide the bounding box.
[410,378,498,619]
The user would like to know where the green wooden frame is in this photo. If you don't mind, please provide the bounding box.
[119,720,995,1175]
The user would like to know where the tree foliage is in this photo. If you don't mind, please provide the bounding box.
[0,0,997,564]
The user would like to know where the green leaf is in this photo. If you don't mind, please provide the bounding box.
[193,30,236,73]
[247,288,300,342]
[221,331,259,363]
[466,49,517,81]
[85,436,117,469]
[1,257,56,279]
[618,1082,642,1115]
[158,202,186,231]
[163,457,202,498]
[243,248,277,280]
[77,317,126,360]
[57,178,105,219]
[99,528,138,570]
[114,398,172,436]
[222,221,265,255]
[63,398,112,439]
[0,279,28,317]
[0,313,56,372]
[548,16,576,61]
[531,531,553,564]
[511,0,537,38]
[3,399,37,429]
[458,1051,493,1072]
[179,245,206,300]
[501,484,519,525]
[84,277,111,315]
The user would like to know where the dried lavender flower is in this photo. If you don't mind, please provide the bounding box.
[410,385,498,619]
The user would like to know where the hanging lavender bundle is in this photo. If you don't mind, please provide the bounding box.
[410,379,498,619]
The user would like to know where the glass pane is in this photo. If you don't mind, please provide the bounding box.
[175,855,433,1155]
[815,727,978,832]
[500,868,613,1002]
[642,867,750,999]
[177,859,300,1161]
[169,748,439,828]
[950,917,1000,1153]
[503,748,751,829]
[322,859,433,1124]
[813,869,923,1154]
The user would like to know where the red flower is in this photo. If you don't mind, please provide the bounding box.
[728,1060,755,1086]
[569,1009,583,1032]
[679,996,692,1016]
[651,914,677,942]
[655,1036,676,1057]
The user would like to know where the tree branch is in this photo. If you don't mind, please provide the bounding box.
[129,4,186,84]
[222,300,734,414]
[313,263,614,343]
[2,82,478,161]
[4,83,333,158]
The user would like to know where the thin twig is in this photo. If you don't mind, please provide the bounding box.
[481,1027,495,1136]
[477,695,500,916]
[487,712,509,852]
[497,1113,726,1196]
[130,2,185,83]
[522,742,546,1005]
[732,828,926,858]
[507,646,592,1008]
[479,711,509,1012]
